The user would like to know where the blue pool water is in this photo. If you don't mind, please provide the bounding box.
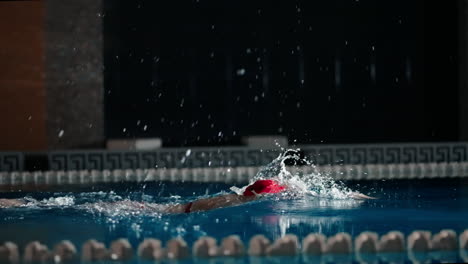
[0,178,467,253]
[1,151,468,263]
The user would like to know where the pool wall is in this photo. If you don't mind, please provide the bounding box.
[1,161,468,189]
[1,143,468,188]
[2,142,468,172]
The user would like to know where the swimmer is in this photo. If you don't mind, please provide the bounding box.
[0,179,283,212]
[0,179,373,212]
[165,179,286,213]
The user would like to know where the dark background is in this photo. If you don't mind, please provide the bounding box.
[103,0,459,147]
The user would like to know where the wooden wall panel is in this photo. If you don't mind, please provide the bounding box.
[0,1,47,150]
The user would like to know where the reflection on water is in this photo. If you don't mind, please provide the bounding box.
[252,215,346,240]
[251,198,364,239]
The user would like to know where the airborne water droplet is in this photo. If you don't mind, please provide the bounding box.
[236,69,246,76]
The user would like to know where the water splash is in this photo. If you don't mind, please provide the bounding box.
[231,149,357,199]
[85,199,165,218]
[16,196,76,208]
[41,196,75,206]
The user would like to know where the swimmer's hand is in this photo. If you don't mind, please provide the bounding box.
[348,192,376,200]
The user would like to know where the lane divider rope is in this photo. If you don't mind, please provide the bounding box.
[1,229,467,263]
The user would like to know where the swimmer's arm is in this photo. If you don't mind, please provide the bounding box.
[190,194,256,212]
[348,192,376,199]
[164,194,256,213]
[0,198,26,208]
[163,203,187,214]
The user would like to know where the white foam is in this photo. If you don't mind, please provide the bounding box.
[232,149,357,200]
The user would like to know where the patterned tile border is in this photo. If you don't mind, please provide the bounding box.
[0,153,23,172]
[299,142,468,165]
[1,143,468,172]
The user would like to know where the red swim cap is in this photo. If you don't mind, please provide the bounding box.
[243,179,286,196]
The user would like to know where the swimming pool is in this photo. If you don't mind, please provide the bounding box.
[1,152,467,263]
[1,180,468,262]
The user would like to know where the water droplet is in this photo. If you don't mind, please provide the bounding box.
[58,130,64,138]
[143,125,148,131]
[122,128,126,132]
[236,68,246,76]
